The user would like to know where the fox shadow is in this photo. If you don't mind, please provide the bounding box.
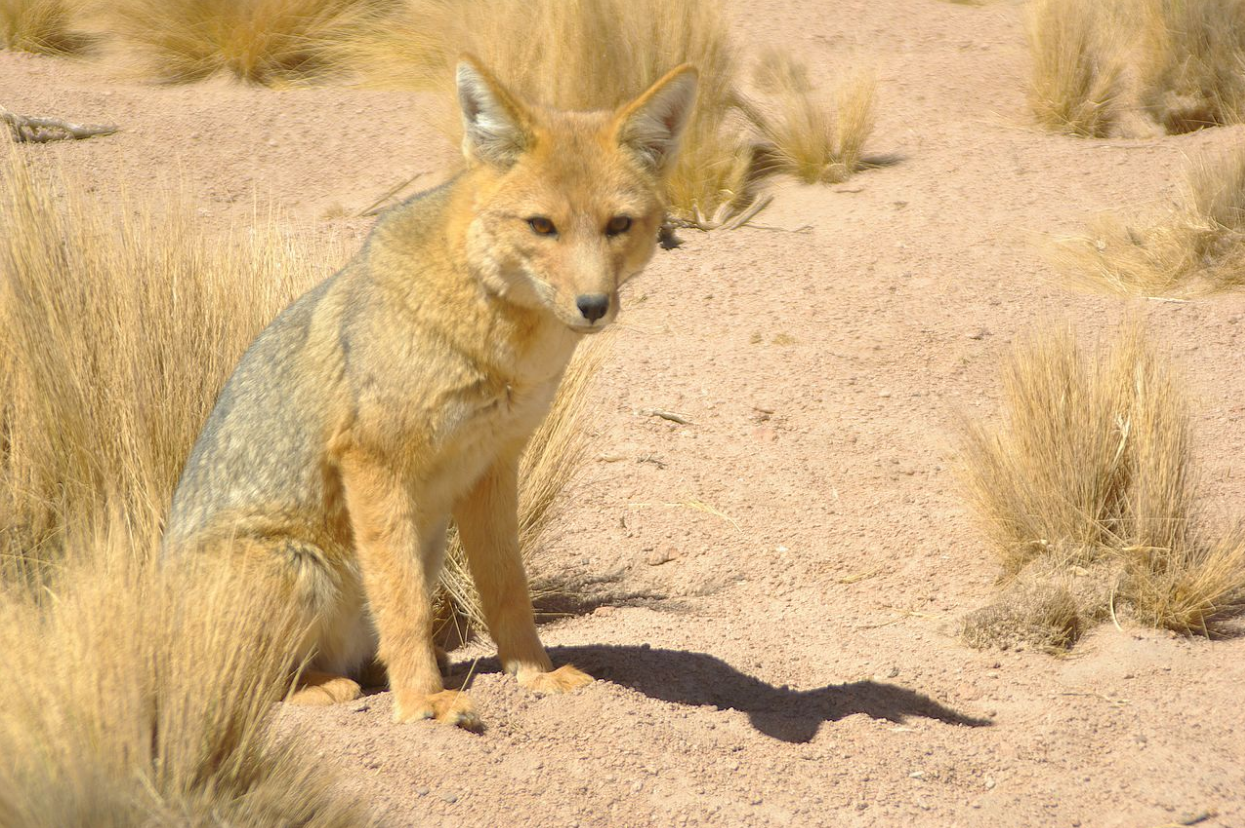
[460,644,990,744]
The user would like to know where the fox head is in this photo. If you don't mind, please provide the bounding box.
[456,55,698,333]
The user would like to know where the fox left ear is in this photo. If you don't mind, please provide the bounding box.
[615,65,699,174]
[457,54,533,168]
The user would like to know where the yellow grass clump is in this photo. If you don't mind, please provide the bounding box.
[0,0,87,54]
[0,538,375,827]
[105,0,397,84]
[1025,0,1121,137]
[748,52,876,186]
[1027,0,1245,137]
[0,155,372,822]
[959,322,1245,650]
[1055,147,1245,297]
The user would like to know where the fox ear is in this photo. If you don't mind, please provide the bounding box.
[457,55,532,168]
[615,65,699,174]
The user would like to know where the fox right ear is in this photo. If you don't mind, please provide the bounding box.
[457,56,532,168]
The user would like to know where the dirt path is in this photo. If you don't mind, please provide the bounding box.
[4,0,1244,825]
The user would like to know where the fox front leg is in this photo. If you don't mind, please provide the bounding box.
[454,451,593,695]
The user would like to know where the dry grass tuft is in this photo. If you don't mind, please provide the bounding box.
[749,54,876,186]
[437,338,607,641]
[1055,147,1245,297]
[104,0,396,84]
[1025,0,1122,137]
[959,322,1245,649]
[0,154,369,822]
[1137,0,1245,134]
[0,0,88,54]
[1027,0,1245,137]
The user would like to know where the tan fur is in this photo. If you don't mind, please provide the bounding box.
[164,56,697,729]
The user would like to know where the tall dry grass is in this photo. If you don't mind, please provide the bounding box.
[959,322,1245,649]
[1056,147,1245,297]
[1028,0,1245,137]
[104,0,396,83]
[0,155,372,822]
[0,158,309,585]
[1137,0,1245,133]
[0,0,87,54]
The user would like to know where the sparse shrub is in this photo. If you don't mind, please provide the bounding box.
[105,0,397,84]
[959,323,1245,649]
[0,0,88,54]
[1056,147,1245,297]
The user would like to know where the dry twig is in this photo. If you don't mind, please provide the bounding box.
[0,106,117,143]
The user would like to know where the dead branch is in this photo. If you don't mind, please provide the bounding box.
[1,106,118,144]
[663,193,775,233]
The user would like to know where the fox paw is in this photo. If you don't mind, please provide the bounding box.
[517,664,594,695]
[393,689,481,731]
[288,675,362,707]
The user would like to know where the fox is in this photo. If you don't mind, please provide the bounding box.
[163,56,698,730]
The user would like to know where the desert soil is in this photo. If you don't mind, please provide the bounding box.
[5,0,1245,826]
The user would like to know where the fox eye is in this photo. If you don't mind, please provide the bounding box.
[527,217,557,236]
[606,215,632,236]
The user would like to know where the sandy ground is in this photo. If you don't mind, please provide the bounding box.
[5,0,1245,825]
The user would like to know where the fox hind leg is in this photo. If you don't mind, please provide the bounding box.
[288,671,363,706]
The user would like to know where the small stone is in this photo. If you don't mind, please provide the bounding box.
[416,787,430,797]
[887,666,900,678]
[438,792,458,804]
[645,546,677,566]
[878,390,892,398]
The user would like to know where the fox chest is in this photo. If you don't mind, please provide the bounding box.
[420,377,559,504]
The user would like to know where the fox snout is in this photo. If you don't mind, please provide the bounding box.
[576,293,610,323]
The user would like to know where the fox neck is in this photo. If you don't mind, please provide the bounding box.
[441,174,581,387]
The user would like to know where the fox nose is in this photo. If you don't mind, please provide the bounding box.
[576,293,610,323]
